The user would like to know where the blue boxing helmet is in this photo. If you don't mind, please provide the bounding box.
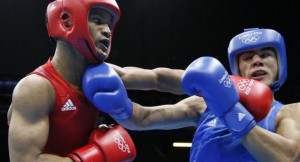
[228,28,287,91]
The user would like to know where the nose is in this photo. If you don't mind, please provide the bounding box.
[251,54,263,67]
[101,24,111,38]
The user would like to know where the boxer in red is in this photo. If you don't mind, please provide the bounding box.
[7,0,136,161]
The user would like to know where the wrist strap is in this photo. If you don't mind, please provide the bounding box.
[219,102,256,138]
[68,144,104,162]
[67,153,82,162]
[110,99,133,120]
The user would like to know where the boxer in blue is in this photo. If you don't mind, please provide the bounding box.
[83,28,300,162]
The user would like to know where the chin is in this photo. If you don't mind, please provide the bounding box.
[96,52,107,61]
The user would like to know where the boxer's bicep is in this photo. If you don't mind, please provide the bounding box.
[9,107,50,161]
[120,67,184,94]
[154,68,184,94]
[108,63,155,89]
[109,63,185,94]
[276,103,300,143]
[8,76,53,162]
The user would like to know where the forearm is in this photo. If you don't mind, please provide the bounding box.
[9,150,73,162]
[241,126,299,162]
[35,154,74,162]
[117,97,204,130]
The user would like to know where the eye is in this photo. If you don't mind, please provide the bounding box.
[89,14,105,25]
[260,52,270,58]
[239,52,253,61]
[259,50,274,58]
[89,15,113,29]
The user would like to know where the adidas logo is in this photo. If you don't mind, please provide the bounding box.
[61,99,77,111]
[206,119,217,127]
[238,113,245,121]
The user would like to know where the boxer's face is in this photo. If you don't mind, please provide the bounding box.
[88,8,113,60]
[238,47,278,87]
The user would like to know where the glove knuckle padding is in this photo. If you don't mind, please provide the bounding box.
[82,63,112,102]
[68,125,136,162]
[182,57,256,138]
[82,62,133,120]
[182,57,239,116]
[231,75,272,121]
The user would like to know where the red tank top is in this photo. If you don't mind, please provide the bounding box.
[30,59,99,156]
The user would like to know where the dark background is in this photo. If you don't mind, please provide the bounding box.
[0,0,299,161]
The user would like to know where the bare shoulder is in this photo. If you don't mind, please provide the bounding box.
[11,74,55,116]
[275,102,300,133]
[8,75,57,162]
[278,102,300,118]
[284,102,300,109]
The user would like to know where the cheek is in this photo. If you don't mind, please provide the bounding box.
[88,24,97,39]
[271,64,279,79]
[267,59,278,78]
[238,63,248,77]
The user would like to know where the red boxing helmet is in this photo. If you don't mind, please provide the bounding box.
[46,0,120,63]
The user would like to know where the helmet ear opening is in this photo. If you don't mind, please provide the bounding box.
[64,21,72,28]
[61,13,72,27]
[62,13,69,20]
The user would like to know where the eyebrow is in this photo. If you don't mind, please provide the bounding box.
[240,47,276,55]
[261,47,276,53]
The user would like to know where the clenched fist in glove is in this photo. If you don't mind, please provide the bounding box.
[182,56,272,138]
[82,62,133,120]
[68,124,136,162]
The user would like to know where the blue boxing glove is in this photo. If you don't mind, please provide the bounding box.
[182,56,256,138]
[82,62,133,120]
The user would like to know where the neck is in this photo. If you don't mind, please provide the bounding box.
[51,40,89,88]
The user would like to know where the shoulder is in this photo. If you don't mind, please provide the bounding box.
[11,74,55,113]
[280,103,300,117]
[275,102,300,129]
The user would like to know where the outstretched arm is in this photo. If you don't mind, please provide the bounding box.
[109,63,185,94]
[117,96,206,130]
[85,63,205,130]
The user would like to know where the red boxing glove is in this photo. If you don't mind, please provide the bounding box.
[230,75,273,122]
[68,124,136,162]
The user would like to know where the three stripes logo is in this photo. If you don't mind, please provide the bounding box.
[61,99,77,111]
[206,119,217,127]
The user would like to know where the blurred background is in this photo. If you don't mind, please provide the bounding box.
[0,0,299,161]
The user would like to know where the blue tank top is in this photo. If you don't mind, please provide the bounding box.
[189,101,284,162]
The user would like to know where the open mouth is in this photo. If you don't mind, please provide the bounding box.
[100,39,110,50]
[251,70,267,80]
[95,39,110,53]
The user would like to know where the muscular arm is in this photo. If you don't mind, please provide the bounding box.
[109,63,185,94]
[8,75,73,162]
[116,96,206,130]
[241,103,300,161]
